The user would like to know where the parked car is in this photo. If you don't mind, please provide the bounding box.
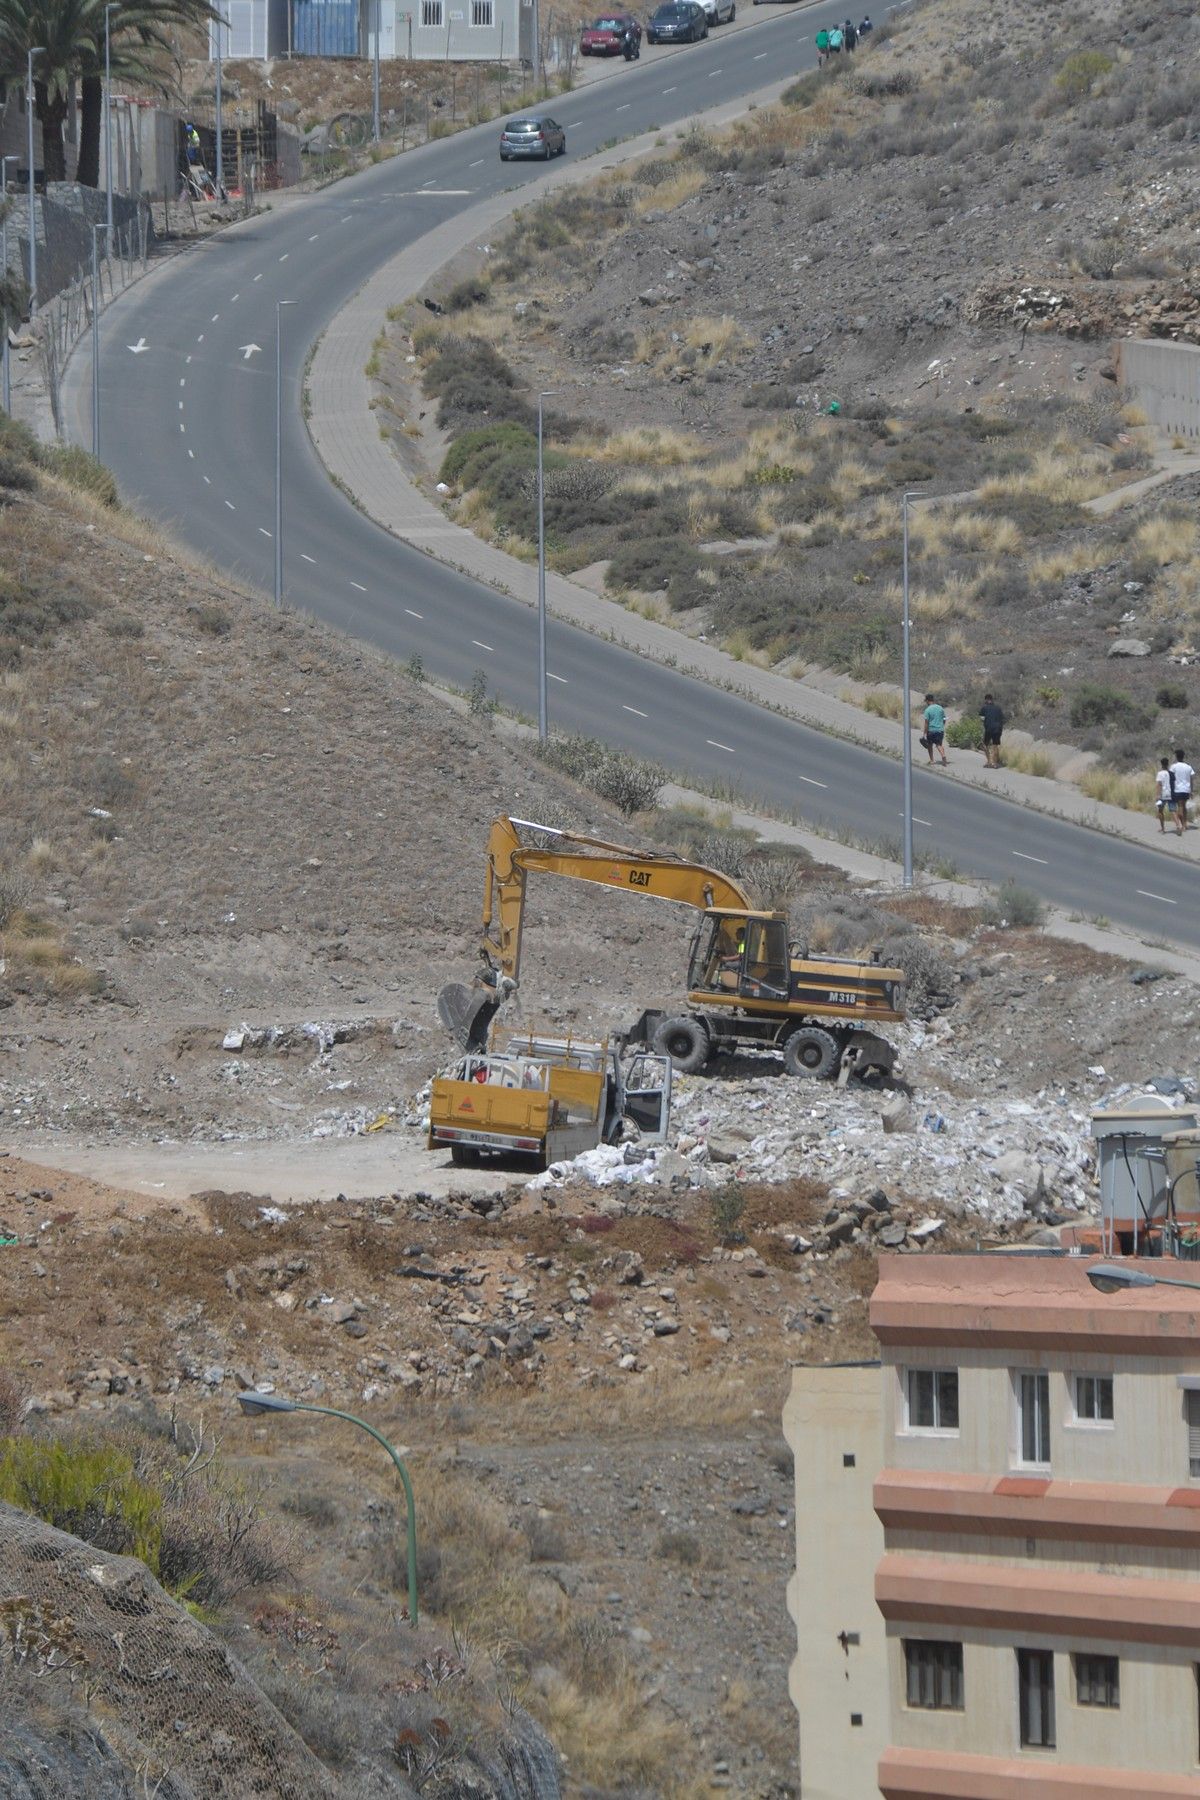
[698,0,735,21]
[645,0,708,40]
[580,12,642,52]
[498,115,567,160]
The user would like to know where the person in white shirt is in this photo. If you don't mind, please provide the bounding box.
[1155,757,1174,833]
[1169,749,1194,835]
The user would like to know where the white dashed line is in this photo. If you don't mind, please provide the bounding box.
[224,500,236,510]
[340,214,353,222]
[301,553,317,564]
[231,293,239,302]
[421,178,437,188]
[203,475,211,484]
[187,448,195,459]
[350,580,367,592]
[548,672,568,683]
[185,355,192,364]
[279,252,289,262]
[309,233,320,240]
[259,527,272,538]
[469,158,484,167]
[617,103,630,110]
[900,811,933,827]
[1011,851,1048,865]
[197,333,204,342]
[404,606,423,617]
[623,704,648,717]
[662,85,676,93]
[798,775,828,788]
[472,639,494,652]
[707,739,735,754]
[1137,889,1177,905]
[211,313,220,321]
[178,400,183,409]
[253,272,263,281]
[179,377,186,387]
[707,67,723,76]
[179,422,185,433]
[753,50,767,58]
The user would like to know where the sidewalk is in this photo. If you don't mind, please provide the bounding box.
[305,92,1200,869]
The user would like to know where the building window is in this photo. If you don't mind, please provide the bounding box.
[1075,1652,1119,1709]
[471,0,493,21]
[1018,1648,1055,1749]
[904,1640,964,1712]
[1073,1374,1114,1424]
[1187,1391,1200,1478]
[421,0,443,23]
[905,1368,959,1432]
[1016,1371,1051,1467]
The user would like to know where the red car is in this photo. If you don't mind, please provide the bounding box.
[580,12,641,52]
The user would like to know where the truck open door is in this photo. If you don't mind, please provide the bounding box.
[621,1052,672,1143]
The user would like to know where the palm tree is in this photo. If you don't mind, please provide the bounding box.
[0,0,215,185]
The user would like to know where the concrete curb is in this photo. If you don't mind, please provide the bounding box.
[305,83,1200,869]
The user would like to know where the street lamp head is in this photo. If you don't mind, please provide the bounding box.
[236,1390,299,1416]
[1087,1262,1157,1296]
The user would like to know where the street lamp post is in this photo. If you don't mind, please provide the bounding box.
[237,1391,418,1627]
[1,156,20,415]
[27,48,44,313]
[104,4,120,245]
[536,390,556,743]
[1087,1262,1200,1297]
[91,223,107,458]
[901,490,915,889]
[214,14,226,198]
[274,299,296,607]
[372,0,382,144]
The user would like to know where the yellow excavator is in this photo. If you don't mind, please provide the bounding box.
[438,815,906,1081]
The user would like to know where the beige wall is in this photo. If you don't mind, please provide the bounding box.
[883,1348,1200,1489]
[886,1630,1200,1775]
[785,1365,886,1800]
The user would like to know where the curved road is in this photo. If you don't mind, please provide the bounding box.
[68,13,1200,947]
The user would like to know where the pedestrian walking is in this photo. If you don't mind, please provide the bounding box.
[827,24,843,53]
[843,18,858,49]
[979,692,1004,768]
[1169,748,1195,834]
[1155,756,1174,834]
[815,25,829,61]
[921,694,948,766]
[859,12,873,34]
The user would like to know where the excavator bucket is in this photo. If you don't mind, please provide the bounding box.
[438,982,503,1053]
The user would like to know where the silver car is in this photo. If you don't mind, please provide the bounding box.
[499,115,567,161]
[700,0,736,21]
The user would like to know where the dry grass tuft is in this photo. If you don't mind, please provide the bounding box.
[634,166,705,214]
[1079,767,1156,811]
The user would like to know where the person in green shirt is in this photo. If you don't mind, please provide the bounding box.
[922,694,948,766]
[815,26,829,60]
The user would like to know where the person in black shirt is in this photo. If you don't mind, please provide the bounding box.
[980,693,1004,768]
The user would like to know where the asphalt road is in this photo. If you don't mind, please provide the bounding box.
[68,12,1200,948]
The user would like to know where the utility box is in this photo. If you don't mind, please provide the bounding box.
[1091,1096,1199,1252]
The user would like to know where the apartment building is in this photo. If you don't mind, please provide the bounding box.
[785,1252,1200,1799]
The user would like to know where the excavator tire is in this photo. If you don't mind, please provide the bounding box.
[782,1026,841,1080]
[651,1015,710,1074]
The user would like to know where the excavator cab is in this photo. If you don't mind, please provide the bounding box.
[688,911,790,1003]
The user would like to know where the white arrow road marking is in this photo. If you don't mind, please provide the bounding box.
[472,640,493,652]
[1012,851,1048,865]
[707,739,735,753]
[301,554,317,564]
[623,704,648,717]
[798,774,827,788]
[240,344,263,360]
[1137,889,1177,904]
[404,607,423,618]
[127,337,149,353]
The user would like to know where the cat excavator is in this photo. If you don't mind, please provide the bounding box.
[438,815,905,1082]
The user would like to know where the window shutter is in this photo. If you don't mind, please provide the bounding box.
[1187,1391,1200,1476]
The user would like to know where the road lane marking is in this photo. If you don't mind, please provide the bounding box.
[900,811,933,827]
[798,775,827,788]
[662,85,676,93]
[253,272,263,281]
[185,355,192,364]
[1137,889,1177,904]
[196,333,204,342]
[259,527,272,538]
[469,158,484,167]
[179,377,186,387]
[340,214,352,222]
[278,252,289,262]
[301,553,317,563]
[231,293,239,302]
[179,422,185,432]
[187,448,194,459]
[350,580,367,592]
[422,178,437,187]
[472,639,494,651]
[707,67,723,76]
[707,739,735,753]
[404,607,423,617]
[623,704,648,717]
[753,49,767,57]
[1012,851,1048,865]
[178,400,183,409]
[203,475,211,484]
[224,500,236,510]
[548,672,568,683]
[211,313,220,321]
[309,233,320,240]
[617,103,631,110]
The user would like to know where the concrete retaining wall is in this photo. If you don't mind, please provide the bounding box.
[1119,338,1200,440]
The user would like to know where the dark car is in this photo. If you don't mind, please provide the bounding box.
[580,12,642,52]
[646,0,708,39]
[498,115,567,160]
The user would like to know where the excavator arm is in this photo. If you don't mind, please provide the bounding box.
[479,815,756,982]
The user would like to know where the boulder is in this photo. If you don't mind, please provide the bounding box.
[1107,638,1152,658]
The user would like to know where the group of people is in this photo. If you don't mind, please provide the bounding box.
[815,16,872,58]
[1155,752,1195,837]
[917,693,1005,768]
